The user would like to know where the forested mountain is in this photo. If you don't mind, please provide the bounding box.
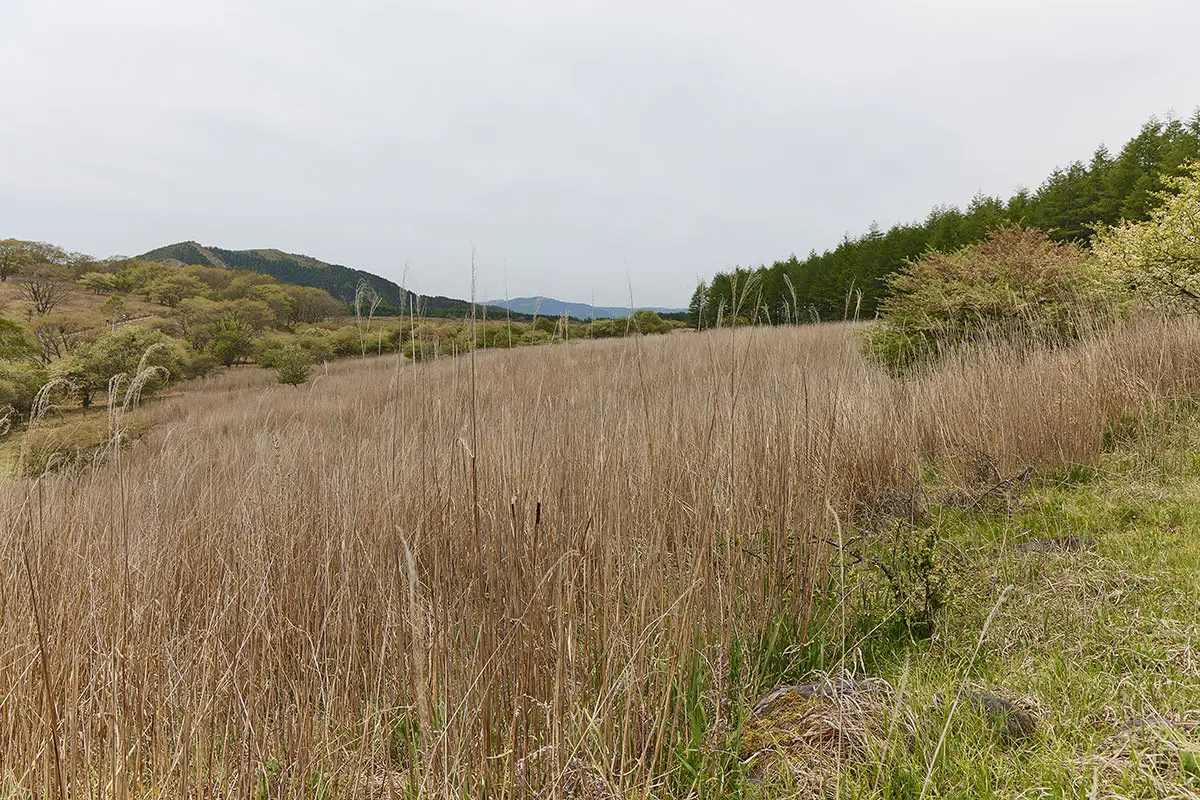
[139,242,519,318]
[693,112,1200,326]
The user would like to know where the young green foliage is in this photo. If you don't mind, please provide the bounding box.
[51,327,178,408]
[1093,160,1200,310]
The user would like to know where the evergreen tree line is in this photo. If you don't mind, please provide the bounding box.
[691,113,1200,327]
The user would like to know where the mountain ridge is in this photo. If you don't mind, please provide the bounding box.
[138,242,522,318]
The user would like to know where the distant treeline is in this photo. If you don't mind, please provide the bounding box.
[692,113,1200,326]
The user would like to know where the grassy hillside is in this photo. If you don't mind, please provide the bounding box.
[1,321,1199,796]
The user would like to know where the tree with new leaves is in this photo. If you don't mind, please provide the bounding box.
[78,271,123,294]
[101,295,126,320]
[0,360,47,415]
[208,315,254,366]
[1093,161,1200,310]
[245,284,293,322]
[52,327,178,409]
[629,310,673,335]
[147,273,209,308]
[285,285,345,324]
[0,316,45,416]
[0,240,35,282]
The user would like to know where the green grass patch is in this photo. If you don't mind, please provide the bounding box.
[713,405,1200,798]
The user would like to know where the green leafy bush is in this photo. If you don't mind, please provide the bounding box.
[273,345,314,386]
[629,309,673,335]
[208,316,254,366]
[52,327,178,408]
[0,360,48,414]
[328,325,364,357]
[174,346,218,380]
[864,226,1123,371]
[0,317,38,360]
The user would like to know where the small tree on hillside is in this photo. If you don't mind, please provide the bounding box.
[273,345,314,386]
[208,316,254,366]
[147,273,209,308]
[287,286,346,323]
[0,360,48,415]
[101,295,127,322]
[78,271,123,294]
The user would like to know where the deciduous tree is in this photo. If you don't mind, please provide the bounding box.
[18,266,71,315]
[1093,161,1200,309]
[52,328,177,408]
[147,273,209,308]
[0,239,34,282]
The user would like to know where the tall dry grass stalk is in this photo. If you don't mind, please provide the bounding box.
[2,317,1200,796]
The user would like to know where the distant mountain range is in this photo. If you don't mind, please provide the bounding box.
[485,297,687,320]
[138,242,685,321]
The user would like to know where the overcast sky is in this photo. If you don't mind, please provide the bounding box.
[1,0,1197,306]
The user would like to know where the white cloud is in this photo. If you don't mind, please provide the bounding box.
[1,0,1197,304]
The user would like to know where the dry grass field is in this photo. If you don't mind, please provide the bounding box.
[0,279,165,330]
[2,321,1199,798]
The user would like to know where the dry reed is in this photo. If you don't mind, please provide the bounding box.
[2,317,1200,797]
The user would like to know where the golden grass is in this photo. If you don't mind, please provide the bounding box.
[0,279,164,329]
[3,318,1200,797]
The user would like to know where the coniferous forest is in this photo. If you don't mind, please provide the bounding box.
[691,113,1200,326]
